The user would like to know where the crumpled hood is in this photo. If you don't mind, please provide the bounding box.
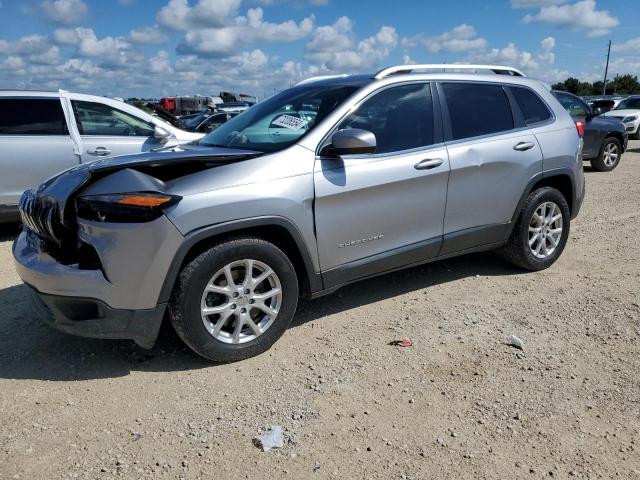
[20,144,261,243]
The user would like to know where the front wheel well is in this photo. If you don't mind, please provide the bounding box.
[172,224,313,297]
[530,175,574,213]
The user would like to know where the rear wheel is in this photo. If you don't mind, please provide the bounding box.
[169,237,298,362]
[501,187,570,271]
[590,137,621,172]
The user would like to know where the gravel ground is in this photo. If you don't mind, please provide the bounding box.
[1,142,639,480]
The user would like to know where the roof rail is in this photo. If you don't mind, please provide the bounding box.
[295,74,350,86]
[374,64,525,80]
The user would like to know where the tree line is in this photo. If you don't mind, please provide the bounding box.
[551,74,640,96]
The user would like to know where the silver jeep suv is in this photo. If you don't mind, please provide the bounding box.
[13,64,585,362]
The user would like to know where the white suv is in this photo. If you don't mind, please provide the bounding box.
[0,90,204,220]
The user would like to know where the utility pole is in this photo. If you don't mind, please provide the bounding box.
[603,40,611,96]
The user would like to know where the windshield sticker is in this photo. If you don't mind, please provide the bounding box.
[272,114,308,131]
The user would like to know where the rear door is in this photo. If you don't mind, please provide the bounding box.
[438,82,544,254]
[314,82,450,279]
[0,97,77,206]
[70,100,158,160]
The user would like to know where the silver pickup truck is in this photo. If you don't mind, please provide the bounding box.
[0,90,203,221]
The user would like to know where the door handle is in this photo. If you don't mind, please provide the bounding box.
[414,158,444,170]
[513,142,535,151]
[88,147,111,156]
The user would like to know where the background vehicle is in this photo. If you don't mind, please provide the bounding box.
[182,112,238,133]
[603,96,640,140]
[0,90,203,220]
[552,90,628,171]
[14,64,584,363]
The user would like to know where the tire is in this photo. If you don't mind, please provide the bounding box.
[590,137,622,172]
[169,237,298,362]
[501,187,571,271]
[633,128,640,141]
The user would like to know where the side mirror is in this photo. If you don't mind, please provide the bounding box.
[327,129,377,156]
[154,125,172,142]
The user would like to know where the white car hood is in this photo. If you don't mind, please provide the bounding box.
[604,109,640,118]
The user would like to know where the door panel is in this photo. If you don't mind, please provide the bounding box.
[314,146,450,271]
[443,131,542,237]
[71,100,159,161]
[79,136,155,160]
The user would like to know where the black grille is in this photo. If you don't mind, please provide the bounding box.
[19,189,60,243]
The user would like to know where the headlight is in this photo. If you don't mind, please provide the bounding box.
[76,192,181,223]
[622,114,639,123]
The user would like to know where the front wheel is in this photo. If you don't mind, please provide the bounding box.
[590,137,622,172]
[169,237,299,362]
[501,187,571,271]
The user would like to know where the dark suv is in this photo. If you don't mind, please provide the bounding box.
[552,90,628,172]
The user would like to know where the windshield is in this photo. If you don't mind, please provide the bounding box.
[614,97,640,110]
[199,85,359,152]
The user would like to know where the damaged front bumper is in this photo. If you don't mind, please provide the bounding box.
[13,215,184,348]
[28,286,166,349]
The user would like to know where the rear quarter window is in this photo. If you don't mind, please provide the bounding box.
[0,98,68,135]
[510,86,553,125]
[442,83,514,141]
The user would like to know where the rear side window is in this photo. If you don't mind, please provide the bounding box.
[0,98,68,135]
[510,87,552,125]
[442,83,514,140]
[338,83,434,154]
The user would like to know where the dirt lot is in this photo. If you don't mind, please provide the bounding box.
[1,143,639,480]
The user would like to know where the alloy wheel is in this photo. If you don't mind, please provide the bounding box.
[603,142,619,167]
[200,259,282,344]
[528,202,563,259]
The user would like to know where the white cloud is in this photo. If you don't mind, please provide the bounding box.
[612,37,640,53]
[402,24,487,53]
[41,0,88,24]
[157,0,242,30]
[178,7,314,57]
[523,0,619,37]
[470,36,568,82]
[129,25,168,45]
[305,17,397,71]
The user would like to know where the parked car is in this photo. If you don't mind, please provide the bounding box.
[552,90,628,171]
[14,64,584,362]
[603,96,640,140]
[183,112,238,133]
[0,91,204,221]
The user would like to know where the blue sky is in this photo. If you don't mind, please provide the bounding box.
[0,0,638,98]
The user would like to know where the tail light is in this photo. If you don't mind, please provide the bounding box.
[76,192,181,223]
[575,120,585,138]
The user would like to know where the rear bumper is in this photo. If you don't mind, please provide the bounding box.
[28,285,166,349]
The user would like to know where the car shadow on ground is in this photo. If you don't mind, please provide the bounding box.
[0,249,521,382]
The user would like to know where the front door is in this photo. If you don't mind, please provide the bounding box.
[314,83,450,280]
[70,100,158,161]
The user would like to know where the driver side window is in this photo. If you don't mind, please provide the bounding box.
[337,83,435,154]
[72,101,155,137]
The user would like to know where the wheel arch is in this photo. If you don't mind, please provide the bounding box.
[158,217,322,304]
[511,171,575,228]
[603,131,626,153]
